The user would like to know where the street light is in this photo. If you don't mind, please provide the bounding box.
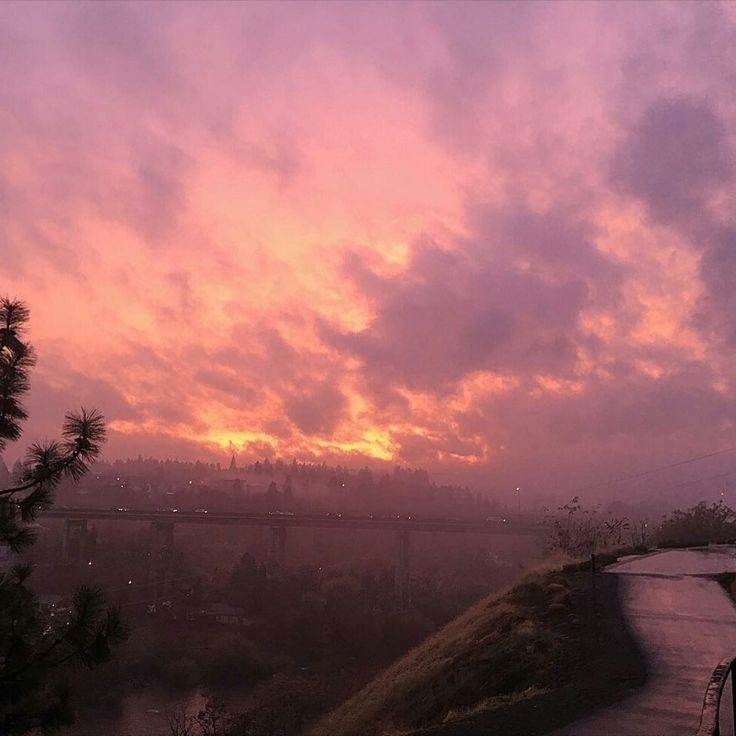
[515,487,521,517]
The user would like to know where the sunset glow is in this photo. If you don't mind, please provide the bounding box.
[3,1,736,495]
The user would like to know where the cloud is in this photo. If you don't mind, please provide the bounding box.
[125,140,190,242]
[610,94,736,351]
[194,367,256,402]
[611,97,732,225]
[324,202,619,395]
[21,355,139,447]
[283,380,348,436]
[64,1,185,110]
[693,224,736,347]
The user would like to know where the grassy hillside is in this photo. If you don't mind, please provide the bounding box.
[312,557,645,736]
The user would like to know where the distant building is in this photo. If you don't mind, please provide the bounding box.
[208,603,247,625]
[37,593,65,615]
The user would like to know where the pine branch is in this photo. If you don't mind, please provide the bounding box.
[0,588,128,683]
[0,298,35,453]
[0,297,125,735]
[0,408,106,499]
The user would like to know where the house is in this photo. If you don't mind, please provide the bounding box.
[37,593,65,615]
[209,603,246,625]
[37,594,71,632]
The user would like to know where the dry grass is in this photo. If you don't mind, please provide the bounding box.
[439,685,550,725]
[310,561,576,736]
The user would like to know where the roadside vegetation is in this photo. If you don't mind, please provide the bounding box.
[656,501,736,548]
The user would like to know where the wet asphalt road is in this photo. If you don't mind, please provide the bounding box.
[552,548,736,736]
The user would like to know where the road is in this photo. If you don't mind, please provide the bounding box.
[552,548,736,736]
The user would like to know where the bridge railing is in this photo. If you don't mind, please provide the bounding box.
[697,657,736,736]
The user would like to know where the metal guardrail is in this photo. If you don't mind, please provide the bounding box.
[697,657,736,736]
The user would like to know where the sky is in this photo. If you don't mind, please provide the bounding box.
[2,1,736,502]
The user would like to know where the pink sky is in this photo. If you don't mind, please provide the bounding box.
[2,1,736,500]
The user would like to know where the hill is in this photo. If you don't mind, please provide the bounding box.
[312,558,645,736]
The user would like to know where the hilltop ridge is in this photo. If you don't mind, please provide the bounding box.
[313,559,646,736]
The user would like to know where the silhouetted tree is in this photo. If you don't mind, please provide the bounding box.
[545,497,630,555]
[168,698,253,736]
[0,298,128,734]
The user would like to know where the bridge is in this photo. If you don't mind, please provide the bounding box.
[40,507,544,608]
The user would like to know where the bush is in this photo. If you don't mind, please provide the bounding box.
[657,501,736,546]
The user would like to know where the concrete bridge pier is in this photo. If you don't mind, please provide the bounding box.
[267,525,287,576]
[61,518,89,564]
[149,521,174,605]
[395,529,411,608]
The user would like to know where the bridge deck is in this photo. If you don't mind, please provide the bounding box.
[39,507,543,535]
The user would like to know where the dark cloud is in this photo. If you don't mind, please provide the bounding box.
[448,361,736,496]
[65,2,185,109]
[23,357,139,442]
[325,203,619,395]
[144,397,200,428]
[193,325,349,435]
[195,367,257,402]
[611,95,736,348]
[395,430,484,464]
[696,226,736,345]
[611,97,732,225]
[126,140,189,242]
[232,137,302,189]
[283,380,348,436]
[105,427,221,464]
[521,369,729,443]
[421,2,536,151]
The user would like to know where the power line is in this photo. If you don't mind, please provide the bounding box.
[566,447,736,497]
[655,471,734,496]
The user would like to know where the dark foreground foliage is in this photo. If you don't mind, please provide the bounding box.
[0,297,128,734]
